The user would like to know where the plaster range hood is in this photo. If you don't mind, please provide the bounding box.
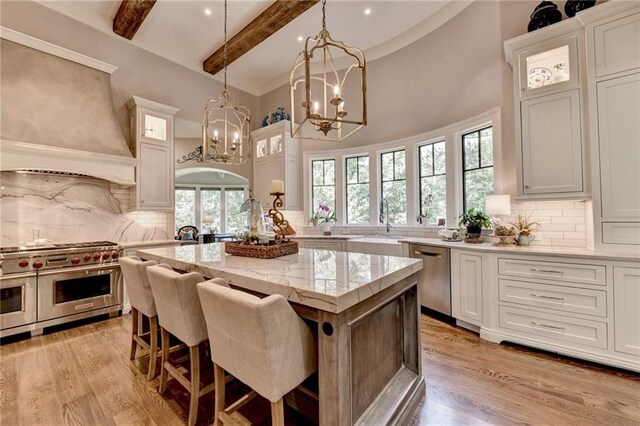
[0,27,138,186]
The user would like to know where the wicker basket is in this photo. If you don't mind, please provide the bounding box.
[224,240,299,259]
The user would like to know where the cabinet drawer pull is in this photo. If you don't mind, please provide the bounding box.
[530,268,564,274]
[530,321,565,331]
[530,293,564,301]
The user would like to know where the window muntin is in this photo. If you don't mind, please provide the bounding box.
[311,159,336,214]
[380,149,407,224]
[225,188,246,233]
[418,141,446,223]
[345,155,370,224]
[175,188,196,233]
[462,126,494,212]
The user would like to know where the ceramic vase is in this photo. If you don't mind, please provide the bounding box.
[517,235,535,246]
[322,223,332,235]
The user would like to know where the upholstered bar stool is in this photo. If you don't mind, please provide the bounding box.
[196,282,317,426]
[146,264,228,426]
[119,256,161,380]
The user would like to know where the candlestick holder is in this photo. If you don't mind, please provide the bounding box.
[268,192,296,243]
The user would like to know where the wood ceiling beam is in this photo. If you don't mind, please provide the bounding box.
[203,0,319,75]
[113,0,157,40]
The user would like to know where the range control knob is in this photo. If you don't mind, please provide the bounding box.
[71,258,80,265]
[33,261,43,269]
[93,253,101,261]
[19,260,29,268]
[111,252,119,259]
[83,255,92,262]
[102,253,110,260]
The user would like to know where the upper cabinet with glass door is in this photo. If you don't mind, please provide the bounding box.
[255,121,287,159]
[517,34,580,98]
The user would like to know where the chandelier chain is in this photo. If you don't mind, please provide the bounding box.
[321,0,326,30]
[223,0,228,90]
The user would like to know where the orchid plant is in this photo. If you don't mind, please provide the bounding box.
[308,204,336,225]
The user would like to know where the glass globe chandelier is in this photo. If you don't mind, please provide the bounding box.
[202,0,251,165]
[290,0,367,142]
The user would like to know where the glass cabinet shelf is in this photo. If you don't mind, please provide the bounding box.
[526,45,570,90]
[143,114,167,141]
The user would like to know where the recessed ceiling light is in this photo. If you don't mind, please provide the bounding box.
[204,8,212,16]
[297,36,303,42]
[364,8,371,15]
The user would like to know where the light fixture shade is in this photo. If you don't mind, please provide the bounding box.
[485,194,511,216]
[289,28,367,142]
[202,90,252,166]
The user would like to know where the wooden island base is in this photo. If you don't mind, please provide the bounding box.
[316,274,424,425]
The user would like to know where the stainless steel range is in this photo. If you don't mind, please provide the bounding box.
[0,241,123,338]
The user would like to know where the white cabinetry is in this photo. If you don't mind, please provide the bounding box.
[505,24,589,200]
[520,89,584,195]
[451,250,486,326]
[613,267,640,356]
[252,120,300,210]
[126,96,179,211]
[582,3,640,252]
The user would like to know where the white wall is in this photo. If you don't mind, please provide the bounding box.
[259,1,544,200]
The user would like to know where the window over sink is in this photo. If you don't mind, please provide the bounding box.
[381,149,407,224]
[311,159,336,215]
[345,155,370,224]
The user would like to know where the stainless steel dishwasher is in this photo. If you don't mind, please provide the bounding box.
[409,244,451,315]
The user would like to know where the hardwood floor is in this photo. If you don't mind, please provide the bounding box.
[1,313,638,425]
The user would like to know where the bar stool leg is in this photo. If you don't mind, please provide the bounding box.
[188,345,200,426]
[271,398,284,426]
[130,308,139,361]
[147,316,159,380]
[213,364,226,426]
[159,327,170,394]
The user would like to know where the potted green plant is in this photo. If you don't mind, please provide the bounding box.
[458,208,492,239]
[509,212,541,246]
[317,204,336,234]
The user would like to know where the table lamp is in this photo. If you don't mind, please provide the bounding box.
[485,194,511,225]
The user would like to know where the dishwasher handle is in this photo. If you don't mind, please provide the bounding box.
[412,250,443,258]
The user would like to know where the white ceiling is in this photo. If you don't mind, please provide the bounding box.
[35,0,469,96]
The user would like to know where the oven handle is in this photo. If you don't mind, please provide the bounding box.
[21,284,26,313]
[37,264,121,276]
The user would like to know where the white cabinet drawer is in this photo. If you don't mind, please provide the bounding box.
[499,306,608,350]
[499,279,607,318]
[594,13,640,77]
[498,258,606,286]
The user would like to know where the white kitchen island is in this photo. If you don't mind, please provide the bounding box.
[137,243,424,425]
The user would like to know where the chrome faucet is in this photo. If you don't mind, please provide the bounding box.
[380,198,391,235]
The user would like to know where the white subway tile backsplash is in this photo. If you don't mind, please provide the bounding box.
[551,238,586,247]
[552,216,586,224]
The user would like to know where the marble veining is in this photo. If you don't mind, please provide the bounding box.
[136,244,423,313]
[0,171,168,246]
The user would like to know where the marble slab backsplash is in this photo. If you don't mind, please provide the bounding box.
[0,171,168,246]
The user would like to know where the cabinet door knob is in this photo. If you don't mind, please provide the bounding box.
[525,184,530,189]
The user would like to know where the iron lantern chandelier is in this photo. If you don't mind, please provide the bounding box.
[290,0,367,142]
[202,0,251,165]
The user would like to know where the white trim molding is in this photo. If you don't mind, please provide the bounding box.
[0,140,138,186]
[0,26,118,74]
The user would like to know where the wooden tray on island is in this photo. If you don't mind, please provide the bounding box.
[224,240,299,259]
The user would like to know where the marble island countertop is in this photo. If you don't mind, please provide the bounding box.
[136,244,423,313]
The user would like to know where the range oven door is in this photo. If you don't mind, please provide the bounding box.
[0,273,37,330]
[37,265,122,322]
